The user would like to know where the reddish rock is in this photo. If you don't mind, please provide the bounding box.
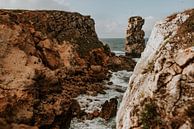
[0,10,110,129]
[108,55,136,71]
[0,9,136,129]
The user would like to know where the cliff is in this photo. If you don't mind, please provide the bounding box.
[117,9,194,129]
[125,16,145,58]
[0,9,135,129]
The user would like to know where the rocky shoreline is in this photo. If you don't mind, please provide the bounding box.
[0,8,193,129]
[0,10,135,129]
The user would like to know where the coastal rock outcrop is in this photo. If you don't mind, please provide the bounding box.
[125,16,145,58]
[0,9,135,129]
[117,9,194,129]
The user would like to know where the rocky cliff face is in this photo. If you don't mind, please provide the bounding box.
[0,9,135,129]
[0,9,107,129]
[125,16,145,58]
[117,9,194,129]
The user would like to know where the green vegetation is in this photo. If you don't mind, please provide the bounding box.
[140,102,162,129]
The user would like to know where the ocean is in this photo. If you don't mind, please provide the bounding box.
[100,38,125,56]
[100,38,148,56]
[70,38,148,129]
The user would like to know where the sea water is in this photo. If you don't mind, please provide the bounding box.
[70,38,134,129]
[100,38,125,56]
[70,70,132,129]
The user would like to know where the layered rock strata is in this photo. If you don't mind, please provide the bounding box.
[125,16,145,58]
[117,9,194,129]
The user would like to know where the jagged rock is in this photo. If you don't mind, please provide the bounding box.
[125,16,145,57]
[0,9,111,129]
[100,98,118,121]
[117,9,194,129]
[0,9,136,129]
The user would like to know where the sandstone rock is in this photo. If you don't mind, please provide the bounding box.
[117,9,194,129]
[0,9,111,129]
[125,16,145,58]
[0,9,136,129]
[90,65,102,73]
[108,55,136,72]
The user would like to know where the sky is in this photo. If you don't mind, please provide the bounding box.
[0,0,194,38]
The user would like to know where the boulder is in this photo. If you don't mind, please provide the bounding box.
[100,98,118,121]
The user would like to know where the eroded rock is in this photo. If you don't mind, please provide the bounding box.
[125,16,145,57]
[0,9,115,129]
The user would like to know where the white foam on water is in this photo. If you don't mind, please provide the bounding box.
[110,70,133,88]
[70,70,133,129]
[70,118,115,129]
[112,51,125,56]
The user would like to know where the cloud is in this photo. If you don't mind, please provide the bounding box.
[145,16,154,20]
[95,20,126,38]
[0,0,70,10]
[143,16,157,37]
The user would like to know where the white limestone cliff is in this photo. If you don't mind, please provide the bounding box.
[117,9,194,129]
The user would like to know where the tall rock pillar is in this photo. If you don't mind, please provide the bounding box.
[125,16,145,58]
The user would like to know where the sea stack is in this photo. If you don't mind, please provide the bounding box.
[125,16,145,58]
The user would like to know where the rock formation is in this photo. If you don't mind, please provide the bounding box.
[125,16,145,58]
[100,98,118,120]
[117,9,194,129]
[0,9,135,128]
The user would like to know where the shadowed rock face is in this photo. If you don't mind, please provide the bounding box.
[100,98,118,121]
[125,16,145,58]
[117,9,194,129]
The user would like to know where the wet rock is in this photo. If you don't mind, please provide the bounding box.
[100,98,118,121]
[125,16,145,58]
